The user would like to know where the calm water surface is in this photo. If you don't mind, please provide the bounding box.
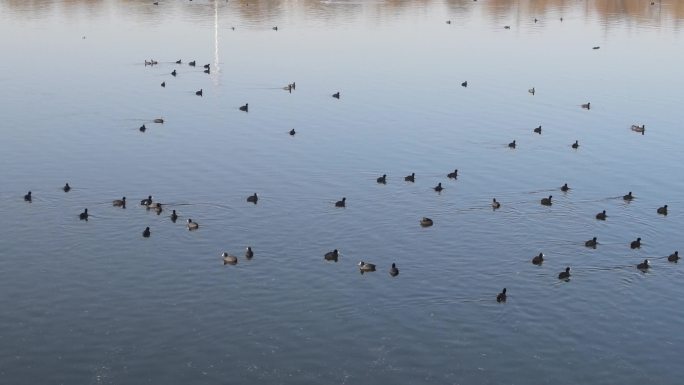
[1,1,683,384]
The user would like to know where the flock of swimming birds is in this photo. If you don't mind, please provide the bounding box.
[21,172,679,305]
[18,5,676,305]
[133,43,674,304]
[140,58,307,132]
[21,183,407,275]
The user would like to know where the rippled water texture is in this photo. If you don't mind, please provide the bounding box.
[1,1,683,384]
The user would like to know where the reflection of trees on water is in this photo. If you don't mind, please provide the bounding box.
[2,0,683,27]
[3,0,104,18]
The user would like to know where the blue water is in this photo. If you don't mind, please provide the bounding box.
[1,1,683,384]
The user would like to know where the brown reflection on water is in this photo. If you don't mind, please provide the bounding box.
[482,0,683,22]
[2,0,683,26]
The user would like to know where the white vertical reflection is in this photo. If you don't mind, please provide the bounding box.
[212,0,220,84]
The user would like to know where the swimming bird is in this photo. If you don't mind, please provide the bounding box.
[79,208,88,220]
[420,217,433,227]
[434,183,443,192]
[631,124,645,134]
[657,205,668,215]
[289,128,296,136]
[335,197,346,207]
[272,26,278,31]
[63,183,71,192]
[222,252,237,265]
[389,263,399,277]
[187,219,199,230]
[140,195,152,206]
[377,174,387,184]
[446,20,451,24]
[585,237,598,248]
[161,81,165,87]
[154,118,164,124]
[142,227,150,238]
[170,210,178,222]
[496,288,507,303]
[533,125,542,134]
[561,183,569,192]
[504,25,511,29]
[189,60,196,67]
[171,70,177,77]
[668,251,679,262]
[195,89,203,96]
[245,247,253,259]
[151,203,162,214]
[247,193,258,204]
[332,92,340,99]
[581,102,591,109]
[492,198,501,209]
[532,253,544,265]
[596,210,607,220]
[630,237,641,249]
[528,87,535,95]
[558,267,571,280]
[24,191,32,202]
[358,261,376,272]
[571,140,579,149]
[405,173,415,182]
[637,259,649,270]
[153,2,158,5]
[204,68,210,74]
[593,46,600,50]
[113,197,126,207]
[447,169,458,179]
[139,124,146,132]
[623,191,634,201]
[239,103,248,112]
[541,195,552,206]
[461,81,468,87]
[324,249,339,262]
[175,59,182,64]
[203,63,210,69]
[508,140,516,149]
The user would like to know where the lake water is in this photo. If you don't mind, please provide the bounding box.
[1,0,683,384]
